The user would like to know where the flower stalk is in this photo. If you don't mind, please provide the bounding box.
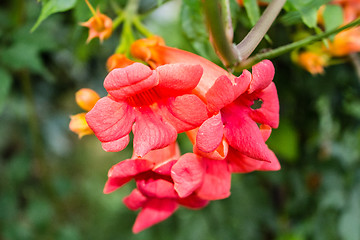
[234,18,360,71]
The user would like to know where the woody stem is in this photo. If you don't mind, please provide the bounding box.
[236,0,286,61]
[234,18,360,71]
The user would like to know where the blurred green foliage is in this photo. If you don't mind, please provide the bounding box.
[1,0,360,239]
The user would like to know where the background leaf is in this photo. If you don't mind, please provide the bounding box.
[323,4,344,32]
[243,0,260,26]
[31,0,77,32]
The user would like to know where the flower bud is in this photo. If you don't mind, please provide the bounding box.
[76,88,100,111]
[69,113,93,138]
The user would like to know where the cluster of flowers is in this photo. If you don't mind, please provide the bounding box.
[294,0,360,74]
[70,36,280,233]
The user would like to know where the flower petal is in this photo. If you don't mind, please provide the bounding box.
[228,147,281,173]
[249,82,279,128]
[158,94,208,132]
[103,159,154,194]
[104,63,158,100]
[137,178,178,198]
[154,64,203,97]
[222,105,272,162]
[86,97,135,143]
[132,198,178,233]
[206,71,251,113]
[138,142,180,167]
[248,60,275,94]
[260,124,272,142]
[196,113,224,153]
[196,158,231,200]
[178,193,209,209]
[153,159,177,176]
[205,75,235,113]
[101,135,130,152]
[171,153,204,198]
[123,189,148,210]
[194,138,228,161]
[132,107,177,157]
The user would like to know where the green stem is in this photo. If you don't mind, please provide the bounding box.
[133,16,153,37]
[115,0,140,54]
[112,11,125,30]
[236,0,286,62]
[202,0,238,67]
[234,18,360,71]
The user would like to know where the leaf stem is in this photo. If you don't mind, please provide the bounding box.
[234,18,360,71]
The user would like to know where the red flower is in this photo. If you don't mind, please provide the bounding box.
[198,60,280,163]
[103,143,208,233]
[85,62,209,157]
[130,36,280,174]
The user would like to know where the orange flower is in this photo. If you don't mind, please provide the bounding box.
[130,36,166,68]
[106,53,136,72]
[328,27,360,56]
[296,51,329,75]
[69,113,94,138]
[81,8,113,43]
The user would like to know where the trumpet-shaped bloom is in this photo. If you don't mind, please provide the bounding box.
[131,36,280,165]
[103,143,208,233]
[195,60,279,164]
[86,62,209,157]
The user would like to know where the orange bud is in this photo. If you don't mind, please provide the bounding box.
[80,8,113,43]
[75,88,100,111]
[69,113,93,138]
[130,36,165,68]
[106,53,135,72]
[297,51,329,75]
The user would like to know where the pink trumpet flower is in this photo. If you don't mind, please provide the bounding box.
[103,143,208,233]
[85,62,209,157]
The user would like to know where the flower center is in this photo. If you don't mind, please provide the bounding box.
[127,88,162,107]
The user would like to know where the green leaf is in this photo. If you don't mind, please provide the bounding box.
[0,68,12,114]
[180,0,216,60]
[1,43,45,73]
[281,0,331,27]
[243,0,260,26]
[31,0,77,32]
[323,5,343,32]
